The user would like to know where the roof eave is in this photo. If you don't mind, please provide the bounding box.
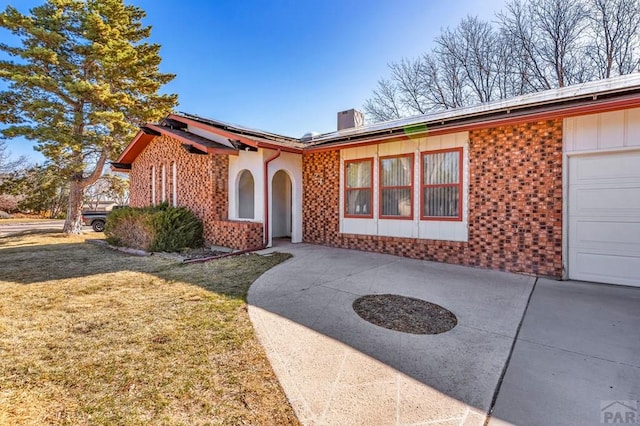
[305,91,640,152]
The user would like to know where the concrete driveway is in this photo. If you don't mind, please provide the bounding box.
[248,243,640,425]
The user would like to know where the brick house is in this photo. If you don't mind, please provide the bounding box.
[113,75,640,287]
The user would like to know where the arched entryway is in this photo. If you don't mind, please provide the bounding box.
[271,170,292,239]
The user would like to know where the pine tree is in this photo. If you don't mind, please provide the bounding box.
[0,0,177,233]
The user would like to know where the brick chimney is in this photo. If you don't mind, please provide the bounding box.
[337,109,364,131]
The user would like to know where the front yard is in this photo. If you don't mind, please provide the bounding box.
[0,232,299,425]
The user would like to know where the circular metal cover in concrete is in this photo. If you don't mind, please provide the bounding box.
[352,294,457,335]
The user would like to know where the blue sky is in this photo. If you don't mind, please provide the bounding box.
[0,0,507,163]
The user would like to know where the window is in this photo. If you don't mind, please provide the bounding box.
[238,170,255,219]
[344,158,373,218]
[421,148,462,221]
[171,162,177,206]
[379,154,413,219]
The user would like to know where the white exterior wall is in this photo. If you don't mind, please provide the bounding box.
[564,108,640,153]
[562,108,640,283]
[229,150,265,222]
[267,150,303,245]
[228,148,303,246]
[340,132,469,242]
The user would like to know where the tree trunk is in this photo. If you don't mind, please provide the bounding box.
[63,179,84,234]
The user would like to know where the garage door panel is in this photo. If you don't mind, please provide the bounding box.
[571,251,640,286]
[571,186,640,215]
[568,151,640,287]
[573,220,640,252]
[571,150,640,182]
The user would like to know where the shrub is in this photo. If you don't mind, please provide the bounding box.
[105,203,203,252]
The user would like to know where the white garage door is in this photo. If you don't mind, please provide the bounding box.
[568,150,640,287]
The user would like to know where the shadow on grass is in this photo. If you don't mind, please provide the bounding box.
[0,232,291,302]
[0,232,299,425]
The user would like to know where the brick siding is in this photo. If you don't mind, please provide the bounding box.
[302,120,564,278]
[210,220,264,250]
[130,135,237,247]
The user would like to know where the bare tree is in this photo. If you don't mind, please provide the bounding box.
[389,58,430,114]
[587,0,640,78]
[0,140,28,175]
[421,52,468,110]
[363,78,405,122]
[435,16,501,103]
[498,0,589,89]
[364,0,640,123]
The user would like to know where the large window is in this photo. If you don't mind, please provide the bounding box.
[421,148,462,221]
[379,154,413,219]
[344,158,373,218]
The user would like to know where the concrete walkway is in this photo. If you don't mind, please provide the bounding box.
[248,243,640,425]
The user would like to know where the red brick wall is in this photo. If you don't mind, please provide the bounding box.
[302,119,564,278]
[129,135,230,245]
[210,220,264,250]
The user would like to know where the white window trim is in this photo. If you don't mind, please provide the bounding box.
[151,165,156,206]
[161,164,166,203]
[172,162,177,206]
[339,134,469,242]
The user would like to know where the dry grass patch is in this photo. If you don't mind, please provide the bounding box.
[0,233,299,425]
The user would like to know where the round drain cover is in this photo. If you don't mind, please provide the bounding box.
[352,294,457,335]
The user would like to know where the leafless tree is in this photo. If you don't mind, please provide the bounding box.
[421,52,467,110]
[389,58,430,114]
[363,78,405,122]
[435,16,500,103]
[586,0,640,78]
[364,0,640,123]
[498,0,589,89]
[0,140,27,174]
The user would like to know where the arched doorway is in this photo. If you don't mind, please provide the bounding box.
[271,170,292,239]
[237,170,254,219]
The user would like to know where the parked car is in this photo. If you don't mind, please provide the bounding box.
[82,206,125,232]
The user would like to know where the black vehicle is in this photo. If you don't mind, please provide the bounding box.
[81,206,124,232]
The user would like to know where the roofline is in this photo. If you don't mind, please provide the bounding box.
[167,113,303,154]
[115,129,147,163]
[307,73,640,145]
[170,112,299,144]
[145,124,239,155]
[115,75,640,164]
[304,90,640,153]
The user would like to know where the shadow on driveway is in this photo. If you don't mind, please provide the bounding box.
[248,243,535,424]
[248,242,640,425]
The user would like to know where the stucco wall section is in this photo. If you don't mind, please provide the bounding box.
[129,135,229,245]
[302,119,564,278]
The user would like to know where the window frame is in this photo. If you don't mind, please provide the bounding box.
[420,147,463,222]
[378,153,414,220]
[344,158,374,219]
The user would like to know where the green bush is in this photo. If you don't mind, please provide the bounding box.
[105,203,203,252]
